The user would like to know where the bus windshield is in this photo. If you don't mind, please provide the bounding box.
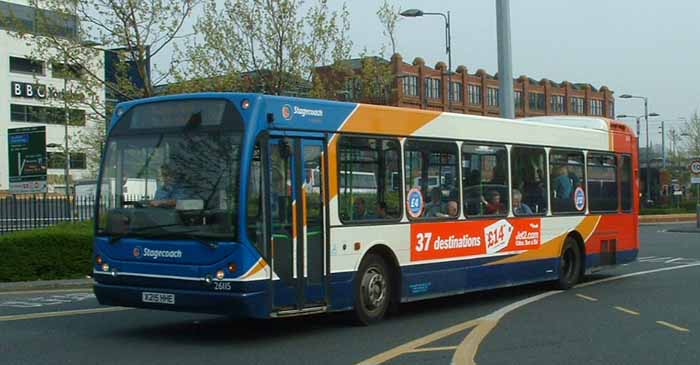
[97,100,245,242]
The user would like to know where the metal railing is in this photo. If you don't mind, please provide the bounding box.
[0,195,98,234]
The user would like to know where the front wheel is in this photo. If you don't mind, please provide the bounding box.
[353,254,391,325]
[556,237,583,289]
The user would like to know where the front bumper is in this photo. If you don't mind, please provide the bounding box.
[93,281,269,318]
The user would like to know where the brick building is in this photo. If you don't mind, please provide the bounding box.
[321,53,615,118]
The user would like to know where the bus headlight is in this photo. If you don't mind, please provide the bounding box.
[227,262,237,273]
[95,256,103,265]
[216,270,225,280]
[101,263,110,272]
[241,99,250,110]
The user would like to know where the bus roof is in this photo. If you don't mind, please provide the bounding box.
[111,93,636,152]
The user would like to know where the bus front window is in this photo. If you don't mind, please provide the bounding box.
[97,131,241,241]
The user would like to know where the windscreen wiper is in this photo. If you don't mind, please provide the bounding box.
[103,227,219,249]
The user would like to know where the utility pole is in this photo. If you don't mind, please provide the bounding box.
[496,0,514,119]
[660,121,666,168]
[63,59,71,220]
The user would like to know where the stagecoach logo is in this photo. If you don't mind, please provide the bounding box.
[281,104,324,121]
[281,104,292,120]
[133,246,141,258]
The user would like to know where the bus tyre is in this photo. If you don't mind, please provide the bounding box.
[556,237,582,290]
[353,254,391,325]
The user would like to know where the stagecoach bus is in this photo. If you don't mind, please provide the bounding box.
[92,93,639,324]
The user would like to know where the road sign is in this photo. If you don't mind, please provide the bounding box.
[8,127,47,193]
[690,160,700,175]
[692,176,700,184]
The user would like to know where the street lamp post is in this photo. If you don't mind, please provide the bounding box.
[496,0,514,118]
[619,94,655,205]
[681,131,700,228]
[400,9,452,112]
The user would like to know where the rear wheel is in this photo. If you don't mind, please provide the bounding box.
[556,237,582,289]
[353,254,391,325]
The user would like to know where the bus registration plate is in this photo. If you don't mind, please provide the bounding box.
[142,292,175,305]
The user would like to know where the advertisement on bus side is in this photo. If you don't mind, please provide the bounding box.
[410,218,542,261]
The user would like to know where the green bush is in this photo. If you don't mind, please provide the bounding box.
[640,207,692,215]
[0,221,93,282]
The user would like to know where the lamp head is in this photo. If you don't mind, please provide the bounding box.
[400,9,424,17]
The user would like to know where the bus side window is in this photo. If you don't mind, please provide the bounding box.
[461,143,508,217]
[404,139,459,220]
[337,136,402,222]
[511,146,548,215]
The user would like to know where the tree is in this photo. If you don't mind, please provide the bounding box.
[5,0,196,175]
[682,111,700,158]
[376,0,401,55]
[171,0,352,97]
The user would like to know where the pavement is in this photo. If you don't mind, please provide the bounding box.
[638,213,698,224]
[0,223,699,365]
[0,277,92,293]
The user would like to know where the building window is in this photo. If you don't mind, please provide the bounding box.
[590,99,603,116]
[462,143,508,216]
[511,146,548,214]
[514,91,523,109]
[70,152,86,169]
[449,82,462,102]
[404,140,459,220]
[10,56,45,75]
[47,152,65,169]
[10,104,86,126]
[549,150,585,213]
[47,152,86,169]
[338,136,402,222]
[529,92,545,111]
[487,87,499,107]
[0,1,77,38]
[424,78,441,99]
[587,153,618,212]
[551,95,565,113]
[52,62,83,80]
[468,84,482,105]
[402,75,418,97]
[343,77,362,100]
[570,97,584,114]
[608,101,614,118]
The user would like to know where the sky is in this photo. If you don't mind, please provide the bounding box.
[164,0,700,148]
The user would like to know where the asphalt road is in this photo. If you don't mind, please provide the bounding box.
[1,223,699,365]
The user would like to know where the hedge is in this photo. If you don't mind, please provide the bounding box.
[0,221,93,282]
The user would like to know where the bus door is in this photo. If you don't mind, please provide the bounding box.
[268,137,327,312]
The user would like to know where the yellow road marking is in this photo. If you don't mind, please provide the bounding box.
[357,262,700,365]
[405,346,457,353]
[0,307,131,322]
[614,306,640,316]
[656,321,689,333]
[356,319,480,365]
[576,294,598,302]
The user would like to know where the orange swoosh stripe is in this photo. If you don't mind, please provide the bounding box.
[487,215,601,266]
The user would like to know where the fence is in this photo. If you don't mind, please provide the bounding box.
[0,195,98,234]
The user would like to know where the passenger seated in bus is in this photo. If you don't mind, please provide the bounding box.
[352,197,368,220]
[150,165,190,208]
[446,201,459,217]
[482,190,506,215]
[512,189,533,216]
[424,188,444,217]
[521,168,545,213]
[375,201,389,219]
[553,166,574,210]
